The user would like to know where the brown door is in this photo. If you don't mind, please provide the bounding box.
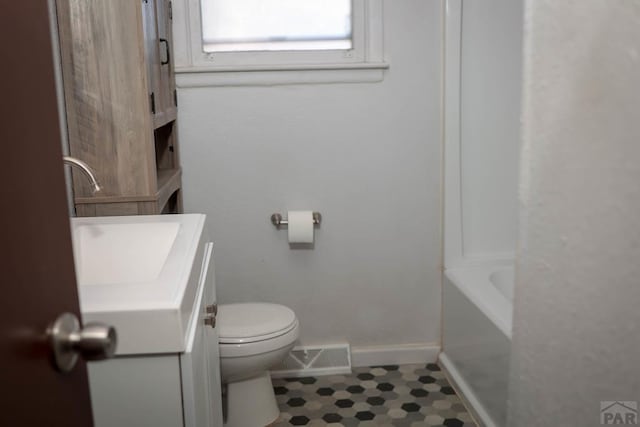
[0,2,93,426]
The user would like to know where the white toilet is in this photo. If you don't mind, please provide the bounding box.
[217,303,300,427]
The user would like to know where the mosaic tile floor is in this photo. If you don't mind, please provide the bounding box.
[272,363,477,426]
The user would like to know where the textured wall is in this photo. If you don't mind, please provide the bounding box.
[177,1,443,350]
[509,1,640,425]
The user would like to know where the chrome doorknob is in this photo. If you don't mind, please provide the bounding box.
[47,312,117,373]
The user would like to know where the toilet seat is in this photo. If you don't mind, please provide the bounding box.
[218,303,298,344]
[218,321,299,359]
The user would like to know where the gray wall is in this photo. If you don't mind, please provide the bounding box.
[176,1,443,349]
[509,1,640,425]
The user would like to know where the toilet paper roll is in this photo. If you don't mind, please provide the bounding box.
[287,211,315,244]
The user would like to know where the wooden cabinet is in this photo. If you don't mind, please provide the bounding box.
[155,0,178,126]
[56,0,182,216]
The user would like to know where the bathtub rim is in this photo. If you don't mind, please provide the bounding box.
[444,258,514,338]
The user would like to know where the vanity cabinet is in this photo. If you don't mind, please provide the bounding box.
[86,242,224,427]
[56,0,182,216]
[180,243,224,427]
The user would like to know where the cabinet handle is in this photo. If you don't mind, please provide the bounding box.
[160,38,170,65]
[204,315,216,328]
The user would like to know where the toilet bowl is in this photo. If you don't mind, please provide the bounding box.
[218,303,299,427]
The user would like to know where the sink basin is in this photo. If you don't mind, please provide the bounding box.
[70,214,209,355]
[73,222,180,286]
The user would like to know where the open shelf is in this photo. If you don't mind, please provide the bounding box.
[160,189,181,214]
[156,168,181,211]
[153,107,177,130]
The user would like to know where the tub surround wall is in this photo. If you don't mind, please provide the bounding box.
[442,270,511,427]
[175,1,443,359]
[509,1,640,425]
[441,1,522,425]
[458,0,523,260]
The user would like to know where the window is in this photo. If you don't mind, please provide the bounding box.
[173,0,386,85]
[201,0,353,53]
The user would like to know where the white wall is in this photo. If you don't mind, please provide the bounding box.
[177,1,443,351]
[509,1,640,425]
[459,0,523,259]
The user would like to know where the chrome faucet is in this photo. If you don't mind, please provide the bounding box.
[63,156,102,194]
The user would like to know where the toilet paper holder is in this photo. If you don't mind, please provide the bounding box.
[271,212,322,229]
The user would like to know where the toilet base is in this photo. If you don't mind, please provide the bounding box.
[225,371,280,427]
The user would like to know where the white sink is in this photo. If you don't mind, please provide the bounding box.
[70,214,209,355]
[73,222,180,286]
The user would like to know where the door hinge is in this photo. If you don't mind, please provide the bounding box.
[174,89,177,107]
[150,92,156,114]
[204,315,216,328]
[169,1,173,20]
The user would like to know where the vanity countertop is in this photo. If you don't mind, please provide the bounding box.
[71,214,209,355]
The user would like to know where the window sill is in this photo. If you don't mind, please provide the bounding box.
[175,61,389,88]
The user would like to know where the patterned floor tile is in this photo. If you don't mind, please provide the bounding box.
[272,364,476,426]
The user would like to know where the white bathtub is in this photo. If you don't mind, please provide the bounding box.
[439,261,514,427]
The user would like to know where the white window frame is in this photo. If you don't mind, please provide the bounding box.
[172,0,387,86]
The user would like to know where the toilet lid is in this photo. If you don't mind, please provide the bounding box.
[217,303,297,344]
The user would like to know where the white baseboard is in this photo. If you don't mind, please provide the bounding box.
[350,343,440,368]
[439,352,497,427]
[270,344,352,378]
